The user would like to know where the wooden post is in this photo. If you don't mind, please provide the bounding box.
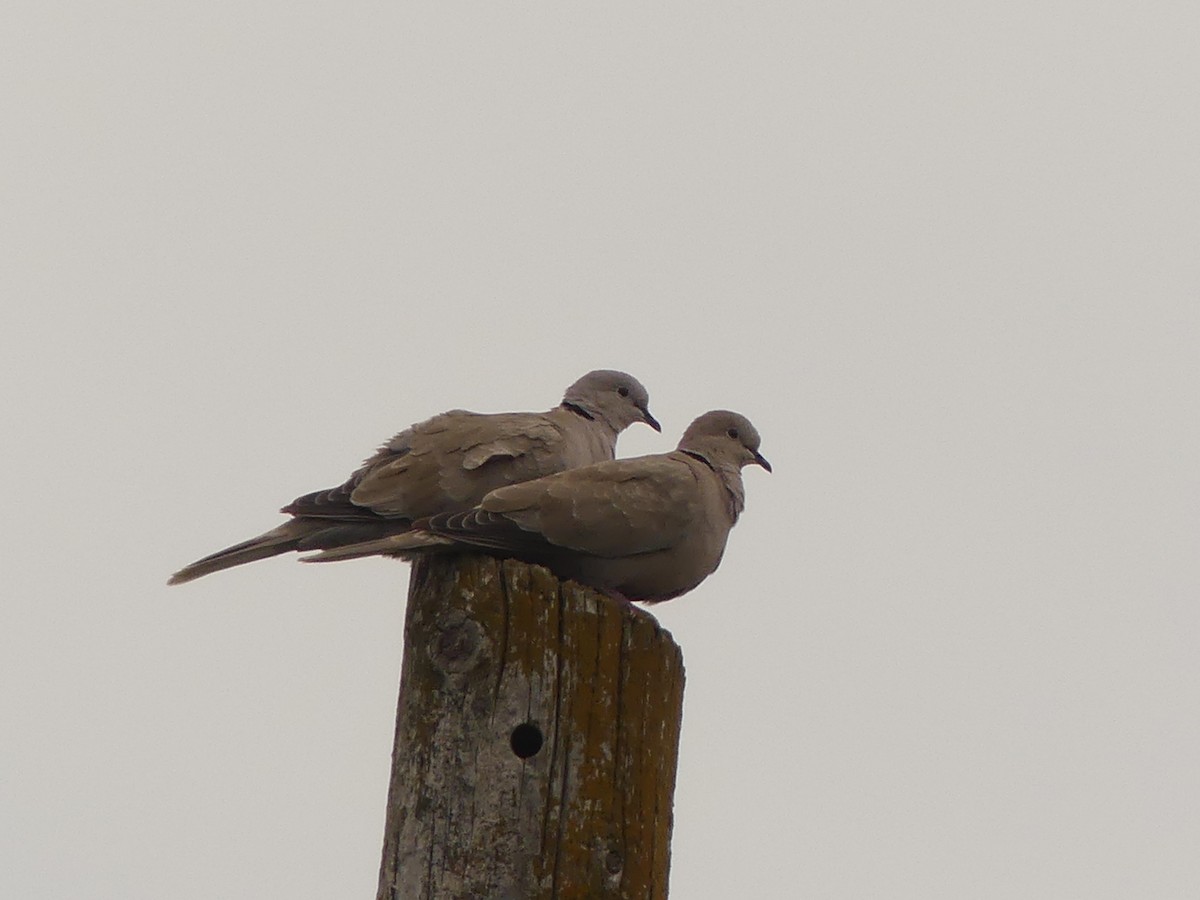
[376,554,686,900]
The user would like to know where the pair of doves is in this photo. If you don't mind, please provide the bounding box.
[169,370,769,603]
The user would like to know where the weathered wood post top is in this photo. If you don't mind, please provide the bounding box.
[377,553,686,900]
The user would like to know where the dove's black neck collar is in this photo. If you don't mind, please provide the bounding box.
[561,402,595,421]
[681,450,716,472]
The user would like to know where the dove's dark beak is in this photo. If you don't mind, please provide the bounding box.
[639,406,662,432]
[752,451,772,473]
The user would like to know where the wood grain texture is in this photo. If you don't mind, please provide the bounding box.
[376,554,685,900]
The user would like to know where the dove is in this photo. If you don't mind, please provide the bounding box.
[168,370,660,585]
[300,410,770,603]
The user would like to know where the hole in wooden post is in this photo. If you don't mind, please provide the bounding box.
[604,844,624,876]
[509,722,543,759]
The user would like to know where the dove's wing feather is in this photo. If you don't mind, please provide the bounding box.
[348,411,587,516]
[475,453,700,558]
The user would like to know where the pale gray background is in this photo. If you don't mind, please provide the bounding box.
[2,3,1197,898]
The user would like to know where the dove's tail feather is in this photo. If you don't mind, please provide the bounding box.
[300,531,452,564]
[168,519,418,585]
[167,523,309,585]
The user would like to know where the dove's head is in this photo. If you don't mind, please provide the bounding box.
[562,370,661,434]
[678,410,771,473]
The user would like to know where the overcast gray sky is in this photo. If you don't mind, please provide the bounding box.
[3,2,1198,898]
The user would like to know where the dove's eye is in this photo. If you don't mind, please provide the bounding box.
[727,428,739,439]
[617,386,630,398]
